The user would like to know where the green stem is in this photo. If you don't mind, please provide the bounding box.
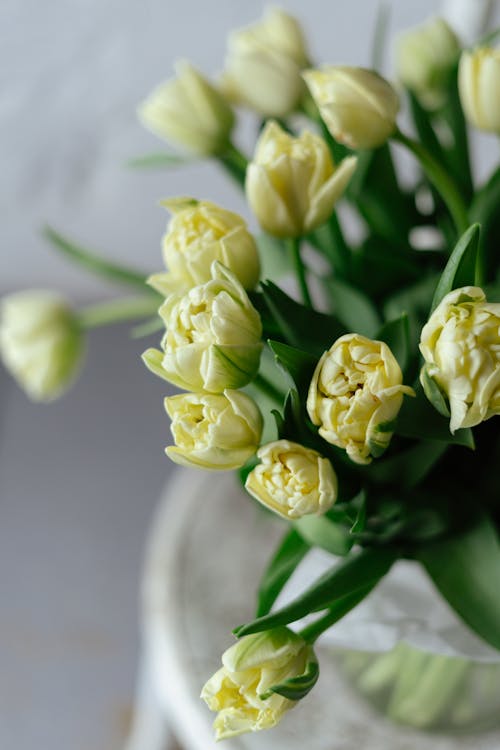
[287,237,312,308]
[78,296,160,330]
[217,141,248,188]
[298,606,345,644]
[43,226,155,293]
[392,129,469,236]
[252,373,284,404]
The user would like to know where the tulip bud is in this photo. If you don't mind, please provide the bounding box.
[419,286,500,433]
[148,198,260,297]
[164,389,262,470]
[458,47,500,133]
[142,262,262,393]
[221,8,309,117]
[246,121,357,238]
[303,66,400,149]
[201,627,318,740]
[307,334,415,464]
[138,61,235,156]
[0,291,84,402]
[245,439,337,518]
[395,18,460,109]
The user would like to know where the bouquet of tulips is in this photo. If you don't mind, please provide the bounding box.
[3,7,500,742]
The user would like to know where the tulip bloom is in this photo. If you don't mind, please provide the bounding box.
[420,286,500,432]
[246,121,357,238]
[164,389,262,470]
[458,47,500,133]
[148,198,260,296]
[222,8,309,117]
[303,66,400,149]
[142,262,262,393]
[201,627,318,740]
[245,439,337,518]
[395,17,460,109]
[307,334,414,464]
[138,61,235,155]
[0,291,84,402]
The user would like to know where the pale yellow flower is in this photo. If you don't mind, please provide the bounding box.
[303,66,400,149]
[419,286,500,432]
[142,262,262,393]
[246,121,357,238]
[0,291,84,402]
[395,17,460,109]
[164,389,262,470]
[458,47,500,133]
[245,439,337,519]
[307,334,414,464]
[138,61,234,155]
[201,627,316,740]
[148,198,260,297]
[222,8,309,117]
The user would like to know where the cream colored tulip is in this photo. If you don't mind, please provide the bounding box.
[164,389,262,470]
[419,286,500,433]
[222,8,309,117]
[245,439,337,519]
[303,66,400,149]
[395,17,460,109]
[458,47,500,133]
[0,291,84,402]
[142,262,262,393]
[201,627,316,740]
[148,198,260,296]
[138,61,234,155]
[307,334,414,464]
[246,121,357,238]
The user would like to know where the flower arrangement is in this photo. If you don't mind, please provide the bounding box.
[3,7,500,743]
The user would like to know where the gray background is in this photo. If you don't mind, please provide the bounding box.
[1,1,498,749]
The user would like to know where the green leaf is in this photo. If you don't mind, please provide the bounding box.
[268,340,317,394]
[233,547,397,636]
[376,314,410,373]
[420,365,451,418]
[368,440,448,490]
[257,529,310,617]
[260,280,343,356]
[325,277,381,337]
[43,226,154,292]
[419,515,500,651]
[431,224,481,312]
[396,383,474,449]
[256,234,293,282]
[294,515,353,556]
[264,656,319,701]
[349,490,367,534]
[126,152,191,169]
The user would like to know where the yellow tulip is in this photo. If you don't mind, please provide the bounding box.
[164,389,262,470]
[245,439,337,518]
[246,121,357,238]
[458,47,500,132]
[395,17,460,109]
[0,291,84,402]
[148,198,260,296]
[142,262,262,393]
[420,286,500,432]
[138,61,234,155]
[303,66,400,149]
[222,8,309,117]
[307,333,414,464]
[201,627,317,740]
